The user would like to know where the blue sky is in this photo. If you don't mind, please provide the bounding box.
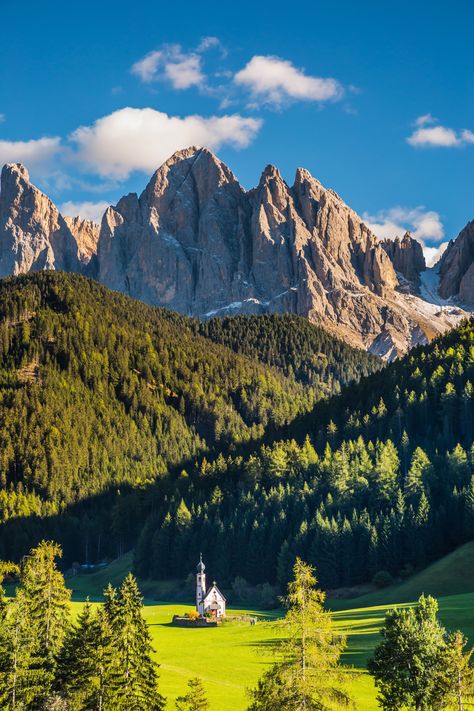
[1,0,473,263]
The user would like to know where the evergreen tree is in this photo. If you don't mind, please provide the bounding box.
[106,574,165,710]
[0,588,46,709]
[175,677,209,711]
[404,447,432,499]
[56,600,114,710]
[19,540,71,671]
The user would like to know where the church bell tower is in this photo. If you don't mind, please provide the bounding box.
[196,553,206,615]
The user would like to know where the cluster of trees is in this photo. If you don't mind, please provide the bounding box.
[134,436,474,590]
[369,594,474,710]
[0,541,168,709]
[247,559,474,711]
[198,313,381,391]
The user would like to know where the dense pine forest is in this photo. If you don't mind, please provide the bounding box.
[0,272,472,593]
[0,272,378,567]
[135,318,474,590]
[198,314,381,389]
[136,321,474,588]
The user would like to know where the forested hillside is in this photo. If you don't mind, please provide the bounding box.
[135,318,474,589]
[0,272,378,563]
[1,272,471,593]
[198,314,381,393]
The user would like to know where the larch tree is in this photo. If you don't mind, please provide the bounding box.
[436,631,474,711]
[175,677,210,711]
[248,558,352,710]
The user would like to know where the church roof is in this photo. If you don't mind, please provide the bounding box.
[204,583,226,602]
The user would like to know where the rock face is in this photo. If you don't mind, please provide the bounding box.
[438,220,474,306]
[381,233,426,291]
[0,150,469,359]
[96,147,461,358]
[63,216,100,265]
[0,164,82,276]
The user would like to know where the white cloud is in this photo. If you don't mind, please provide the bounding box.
[131,43,210,89]
[0,114,5,124]
[196,36,222,53]
[407,117,474,147]
[363,206,445,265]
[132,45,204,89]
[131,50,163,83]
[131,38,226,90]
[423,242,449,267]
[415,113,437,127]
[234,55,343,106]
[69,107,262,179]
[164,54,204,89]
[364,206,444,242]
[407,125,460,147]
[59,200,109,223]
[0,136,62,171]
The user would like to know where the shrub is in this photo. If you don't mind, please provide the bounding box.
[185,610,200,620]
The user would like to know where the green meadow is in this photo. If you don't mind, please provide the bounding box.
[66,543,474,710]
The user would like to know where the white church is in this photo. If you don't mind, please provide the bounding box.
[196,554,226,618]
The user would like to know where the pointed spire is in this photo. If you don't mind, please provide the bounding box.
[196,553,205,573]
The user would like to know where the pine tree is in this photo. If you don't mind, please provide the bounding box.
[175,677,209,710]
[106,574,165,710]
[19,541,71,670]
[248,558,352,710]
[56,600,114,710]
[0,588,46,709]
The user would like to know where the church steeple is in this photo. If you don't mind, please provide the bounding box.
[196,553,206,615]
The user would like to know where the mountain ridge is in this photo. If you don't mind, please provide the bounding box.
[0,148,471,358]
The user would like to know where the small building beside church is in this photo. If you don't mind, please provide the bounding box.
[196,554,226,618]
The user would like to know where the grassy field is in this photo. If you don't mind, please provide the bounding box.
[66,543,474,710]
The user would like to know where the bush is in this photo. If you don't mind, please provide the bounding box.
[372,570,394,588]
[185,610,200,620]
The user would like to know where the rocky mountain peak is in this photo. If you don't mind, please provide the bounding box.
[381,232,426,290]
[63,216,100,265]
[438,220,474,306]
[0,163,83,276]
[2,162,30,187]
[0,148,469,358]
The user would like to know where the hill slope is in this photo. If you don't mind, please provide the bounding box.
[0,271,379,563]
[134,318,474,589]
[198,314,382,391]
[335,542,474,607]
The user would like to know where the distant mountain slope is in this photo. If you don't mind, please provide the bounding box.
[0,150,469,358]
[198,313,382,392]
[0,271,380,510]
[439,219,474,306]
